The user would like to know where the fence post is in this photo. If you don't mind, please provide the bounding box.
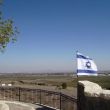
[18,87,21,101]
[60,92,62,110]
[40,89,41,104]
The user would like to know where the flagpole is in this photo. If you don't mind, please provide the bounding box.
[76,50,79,110]
[76,50,78,79]
[76,51,98,110]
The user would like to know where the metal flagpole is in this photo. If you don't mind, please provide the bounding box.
[76,51,79,110]
[76,50,78,79]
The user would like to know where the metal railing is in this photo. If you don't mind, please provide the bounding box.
[0,87,77,110]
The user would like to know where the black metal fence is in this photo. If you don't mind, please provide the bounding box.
[0,87,77,110]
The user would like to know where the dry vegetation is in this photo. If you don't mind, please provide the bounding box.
[78,76,110,89]
[0,73,77,97]
[0,73,77,110]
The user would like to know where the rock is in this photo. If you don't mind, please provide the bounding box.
[101,90,110,98]
[79,80,103,97]
[78,80,109,97]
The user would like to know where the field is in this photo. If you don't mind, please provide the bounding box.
[0,73,110,98]
[0,73,77,110]
[77,75,110,89]
[0,73,77,97]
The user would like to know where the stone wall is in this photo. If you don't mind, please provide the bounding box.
[78,80,110,110]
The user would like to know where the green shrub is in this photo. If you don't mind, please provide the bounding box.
[19,80,24,84]
[62,82,67,89]
[38,82,45,86]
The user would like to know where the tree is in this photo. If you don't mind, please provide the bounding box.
[0,0,18,52]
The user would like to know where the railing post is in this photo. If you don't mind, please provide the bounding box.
[18,87,20,101]
[60,92,61,110]
[40,89,41,104]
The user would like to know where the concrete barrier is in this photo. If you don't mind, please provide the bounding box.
[0,101,40,110]
[78,80,110,110]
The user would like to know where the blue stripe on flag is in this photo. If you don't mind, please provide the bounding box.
[77,69,97,73]
[77,54,92,60]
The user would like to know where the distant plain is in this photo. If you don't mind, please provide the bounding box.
[0,73,110,98]
[0,73,77,97]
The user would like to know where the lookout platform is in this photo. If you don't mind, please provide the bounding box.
[0,100,57,110]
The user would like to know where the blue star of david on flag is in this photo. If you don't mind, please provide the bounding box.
[86,61,91,69]
[77,52,98,76]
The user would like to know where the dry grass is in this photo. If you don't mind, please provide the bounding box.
[0,73,77,97]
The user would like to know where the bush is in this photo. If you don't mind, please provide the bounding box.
[62,82,67,89]
[38,82,45,86]
[19,80,24,84]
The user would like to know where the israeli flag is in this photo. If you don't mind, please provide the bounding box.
[77,52,98,76]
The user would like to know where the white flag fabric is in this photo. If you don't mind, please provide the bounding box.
[77,52,98,76]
